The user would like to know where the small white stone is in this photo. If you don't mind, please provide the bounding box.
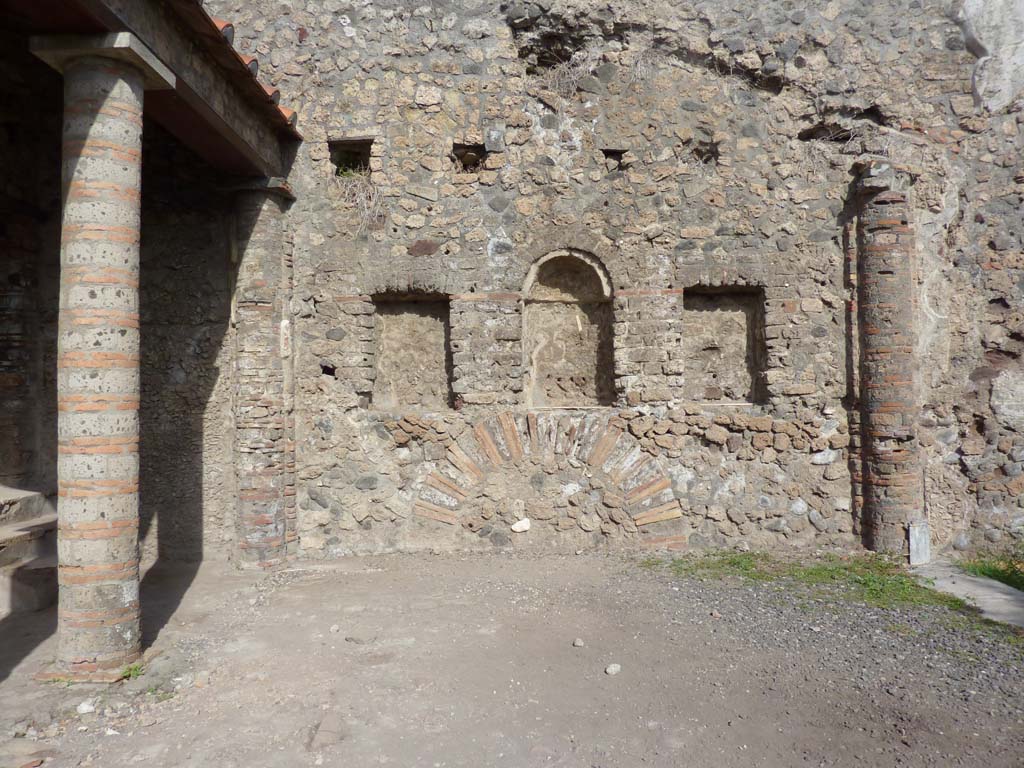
[810,449,839,465]
[605,663,621,676]
[330,624,341,633]
[76,699,96,715]
[573,638,585,647]
[510,518,531,533]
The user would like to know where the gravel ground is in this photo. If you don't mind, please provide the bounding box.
[1,552,1022,767]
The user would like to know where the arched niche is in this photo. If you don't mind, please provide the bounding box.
[522,250,615,407]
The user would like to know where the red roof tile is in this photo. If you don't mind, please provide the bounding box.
[279,106,297,126]
[237,53,258,76]
[262,83,281,105]
[212,17,234,45]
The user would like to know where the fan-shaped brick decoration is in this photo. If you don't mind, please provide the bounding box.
[412,411,681,536]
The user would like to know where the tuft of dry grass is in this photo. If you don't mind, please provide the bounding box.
[332,169,386,234]
[627,46,667,84]
[539,45,603,99]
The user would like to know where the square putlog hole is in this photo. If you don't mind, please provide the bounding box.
[329,138,373,175]
[451,142,488,172]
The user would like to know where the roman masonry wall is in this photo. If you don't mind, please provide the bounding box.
[205,0,1024,558]
[9,0,1019,563]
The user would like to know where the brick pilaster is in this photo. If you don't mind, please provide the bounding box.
[233,185,294,567]
[855,161,923,555]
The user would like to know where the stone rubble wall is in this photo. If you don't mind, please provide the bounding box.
[136,129,237,562]
[0,30,62,495]
[202,0,1023,555]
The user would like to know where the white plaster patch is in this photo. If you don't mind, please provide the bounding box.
[714,470,746,500]
[561,482,583,497]
[957,0,1024,111]
[666,464,695,485]
[991,369,1024,430]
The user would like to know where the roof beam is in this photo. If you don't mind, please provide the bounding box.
[31,32,176,90]
[66,0,292,176]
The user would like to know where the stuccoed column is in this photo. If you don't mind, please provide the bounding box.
[30,32,175,682]
[54,55,146,680]
[233,183,295,567]
[855,160,924,556]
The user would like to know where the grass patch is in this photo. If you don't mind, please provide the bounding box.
[652,550,968,610]
[961,544,1024,592]
[123,662,143,680]
[787,555,967,610]
[641,550,1024,650]
[668,550,777,582]
[886,622,919,637]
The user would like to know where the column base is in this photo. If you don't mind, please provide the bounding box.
[865,525,908,556]
[234,548,286,570]
[34,651,142,684]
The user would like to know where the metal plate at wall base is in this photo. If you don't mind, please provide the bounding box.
[909,520,931,566]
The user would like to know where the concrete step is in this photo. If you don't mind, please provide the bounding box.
[0,486,55,527]
[0,492,59,616]
[914,560,1024,629]
[0,509,57,568]
[0,554,57,617]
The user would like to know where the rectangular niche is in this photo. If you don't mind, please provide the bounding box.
[371,296,454,410]
[681,287,767,403]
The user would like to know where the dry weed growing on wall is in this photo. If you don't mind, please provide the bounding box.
[332,170,386,235]
[628,46,669,84]
[540,45,603,98]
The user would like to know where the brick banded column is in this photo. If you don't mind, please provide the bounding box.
[54,56,145,680]
[233,185,294,567]
[855,161,923,555]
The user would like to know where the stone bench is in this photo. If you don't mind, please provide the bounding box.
[0,489,57,616]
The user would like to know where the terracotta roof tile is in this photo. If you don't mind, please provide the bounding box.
[278,106,297,126]
[211,17,234,45]
[262,83,281,105]
[237,53,258,76]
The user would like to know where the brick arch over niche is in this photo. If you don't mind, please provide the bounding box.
[411,411,682,538]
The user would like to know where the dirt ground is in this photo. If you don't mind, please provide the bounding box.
[2,552,1022,767]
